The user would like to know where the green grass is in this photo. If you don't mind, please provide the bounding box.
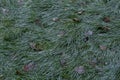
[0,0,120,80]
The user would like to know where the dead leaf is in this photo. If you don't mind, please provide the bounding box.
[52,17,59,22]
[18,0,23,3]
[97,26,110,33]
[23,62,35,72]
[89,58,98,67]
[74,66,85,74]
[83,36,89,42]
[85,30,93,36]
[95,66,103,72]
[0,74,3,78]
[102,26,111,32]
[99,45,107,50]
[103,17,110,22]
[72,18,80,22]
[64,8,68,11]
[2,8,9,14]
[34,19,41,25]
[15,70,23,75]
[29,42,42,51]
[57,31,65,37]
[59,59,67,67]
[77,11,84,15]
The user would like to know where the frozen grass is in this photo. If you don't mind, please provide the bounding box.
[0,0,120,80]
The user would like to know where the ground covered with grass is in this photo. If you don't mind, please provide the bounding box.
[0,0,120,80]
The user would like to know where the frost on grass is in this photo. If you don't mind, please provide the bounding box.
[0,0,120,80]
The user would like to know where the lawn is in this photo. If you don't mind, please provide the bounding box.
[0,0,120,80]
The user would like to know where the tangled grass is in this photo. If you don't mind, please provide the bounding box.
[0,0,120,80]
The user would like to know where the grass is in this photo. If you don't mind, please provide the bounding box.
[0,0,120,80]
